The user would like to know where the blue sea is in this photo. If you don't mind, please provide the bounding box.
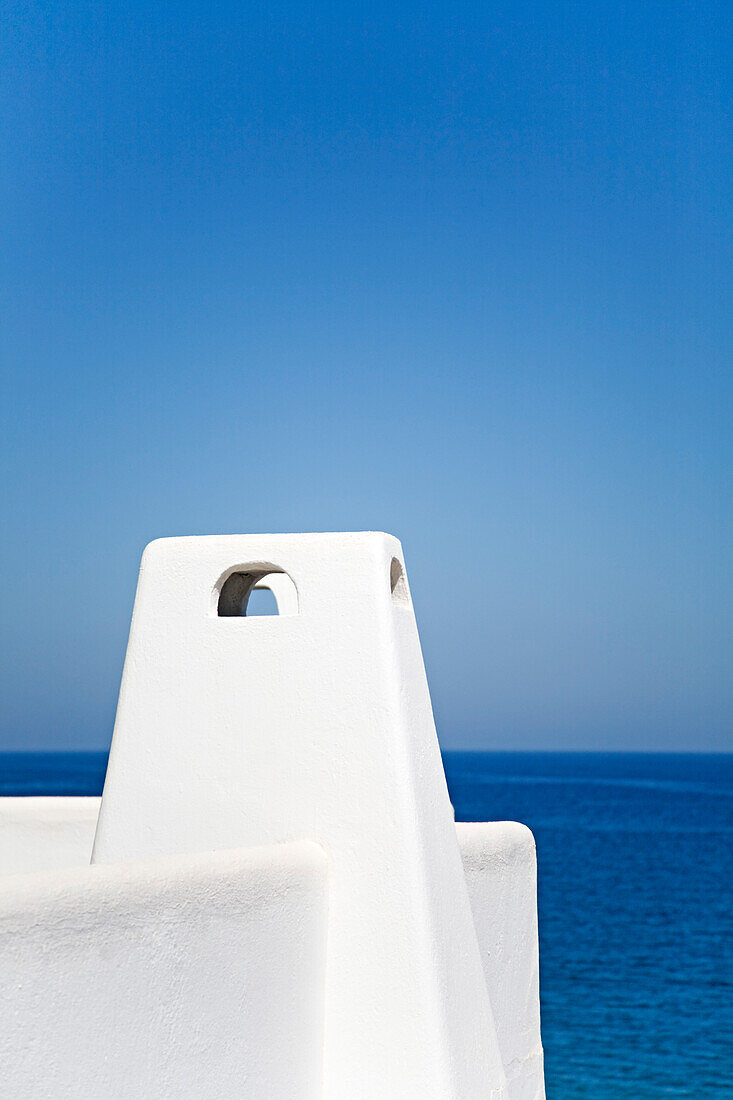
[1,750,731,1098]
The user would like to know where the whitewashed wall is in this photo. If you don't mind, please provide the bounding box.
[0,797,99,875]
[0,840,327,1100]
[0,531,545,1099]
[92,533,506,1099]
[0,803,545,1097]
[458,821,545,1100]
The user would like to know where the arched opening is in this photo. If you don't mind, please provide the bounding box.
[390,558,410,606]
[217,569,298,617]
[246,584,279,616]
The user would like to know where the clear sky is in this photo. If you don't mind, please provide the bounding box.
[1,0,731,751]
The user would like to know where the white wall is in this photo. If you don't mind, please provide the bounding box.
[0,800,546,1098]
[458,822,545,1100]
[0,797,99,875]
[92,533,506,1099]
[0,840,327,1100]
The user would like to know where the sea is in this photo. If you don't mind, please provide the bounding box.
[1,750,731,1098]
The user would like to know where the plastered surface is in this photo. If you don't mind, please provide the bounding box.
[0,797,100,875]
[92,533,506,1099]
[0,803,545,1096]
[458,821,545,1100]
[0,840,327,1100]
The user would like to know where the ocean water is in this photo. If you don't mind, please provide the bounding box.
[1,750,731,1098]
[444,752,733,1099]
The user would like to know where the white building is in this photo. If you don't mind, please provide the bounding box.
[0,533,544,1099]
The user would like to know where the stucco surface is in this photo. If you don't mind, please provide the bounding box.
[0,811,545,1097]
[0,840,327,1099]
[458,821,545,1100]
[0,533,546,1098]
[92,533,506,1099]
[0,797,100,875]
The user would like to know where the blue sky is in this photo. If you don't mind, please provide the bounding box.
[1,0,731,751]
